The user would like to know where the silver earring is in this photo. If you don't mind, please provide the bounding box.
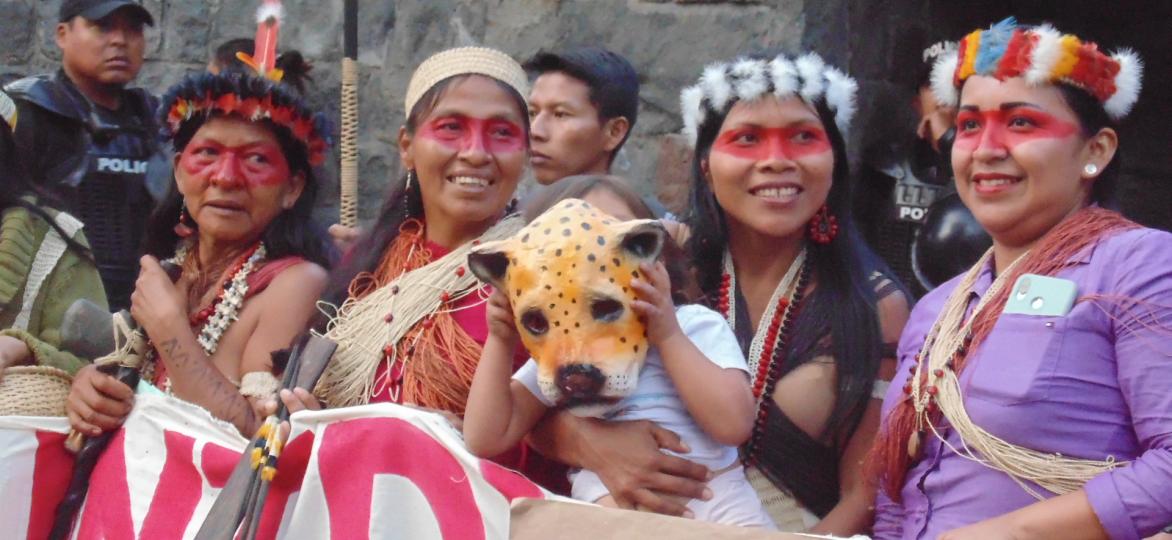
[1084,163,1099,176]
[401,170,417,220]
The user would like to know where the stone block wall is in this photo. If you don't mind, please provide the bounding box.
[0,0,822,222]
[3,0,1165,231]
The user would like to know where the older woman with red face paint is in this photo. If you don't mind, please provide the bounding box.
[871,19,1172,540]
[63,69,332,438]
[276,47,565,491]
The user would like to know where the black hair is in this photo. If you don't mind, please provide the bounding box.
[521,174,695,305]
[273,51,314,95]
[146,72,333,266]
[685,53,895,454]
[212,38,315,94]
[523,47,640,157]
[1057,83,1120,208]
[212,38,254,71]
[319,74,530,312]
[141,114,331,268]
[0,118,93,260]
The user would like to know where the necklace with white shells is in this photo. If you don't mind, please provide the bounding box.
[144,241,266,391]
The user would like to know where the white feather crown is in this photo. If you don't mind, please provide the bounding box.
[679,52,858,147]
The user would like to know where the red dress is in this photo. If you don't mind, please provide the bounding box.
[367,240,569,494]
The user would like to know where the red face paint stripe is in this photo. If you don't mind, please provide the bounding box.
[711,125,831,161]
[953,108,1080,151]
[179,139,291,188]
[418,115,527,154]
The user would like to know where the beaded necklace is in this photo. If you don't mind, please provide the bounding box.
[145,241,266,390]
[719,248,809,462]
[374,222,489,406]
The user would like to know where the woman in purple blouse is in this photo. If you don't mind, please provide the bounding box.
[871,19,1172,540]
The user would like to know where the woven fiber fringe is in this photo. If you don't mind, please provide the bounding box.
[315,216,523,407]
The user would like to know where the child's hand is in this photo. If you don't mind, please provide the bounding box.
[630,261,682,346]
[486,288,520,345]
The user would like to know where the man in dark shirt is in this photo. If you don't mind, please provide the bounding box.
[5,0,162,310]
[523,47,639,186]
[523,47,683,225]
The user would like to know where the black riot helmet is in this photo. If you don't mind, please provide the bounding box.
[911,193,992,289]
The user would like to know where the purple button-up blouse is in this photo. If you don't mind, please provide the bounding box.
[873,227,1172,540]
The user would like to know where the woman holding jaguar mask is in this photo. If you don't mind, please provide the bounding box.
[288,47,566,491]
[529,51,909,534]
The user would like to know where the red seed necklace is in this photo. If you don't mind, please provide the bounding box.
[719,248,809,462]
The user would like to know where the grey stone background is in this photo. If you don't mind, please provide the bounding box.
[2,0,1167,230]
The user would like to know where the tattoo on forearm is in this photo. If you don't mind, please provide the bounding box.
[157,337,255,431]
[159,338,187,367]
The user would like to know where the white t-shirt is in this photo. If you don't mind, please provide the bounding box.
[513,304,749,470]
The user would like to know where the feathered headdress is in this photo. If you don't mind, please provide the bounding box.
[679,51,857,147]
[159,1,332,166]
[931,17,1143,120]
[236,0,286,82]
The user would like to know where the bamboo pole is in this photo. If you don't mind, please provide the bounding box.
[339,0,359,227]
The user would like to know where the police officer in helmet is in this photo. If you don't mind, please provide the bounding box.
[856,35,991,298]
[5,0,161,310]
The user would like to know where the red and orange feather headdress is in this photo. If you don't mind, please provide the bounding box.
[931,17,1143,120]
[159,0,331,165]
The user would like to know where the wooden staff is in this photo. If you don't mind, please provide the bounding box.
[339,0,359,227]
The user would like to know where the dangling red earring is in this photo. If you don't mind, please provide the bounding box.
[807,204,838,244]
[174,202,195,238]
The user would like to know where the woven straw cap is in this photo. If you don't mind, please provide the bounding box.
[404,47,529,115]
[0,366,72,417]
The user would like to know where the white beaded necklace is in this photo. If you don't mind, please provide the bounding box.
[149,242,266,391]
[720,248,807,378]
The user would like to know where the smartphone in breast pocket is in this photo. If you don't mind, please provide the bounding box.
[1002,274,1078,317]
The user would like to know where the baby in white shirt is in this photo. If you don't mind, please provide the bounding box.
[462,180,772,529]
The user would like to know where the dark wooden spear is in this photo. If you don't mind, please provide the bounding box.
[49,262,182,540]
[237,338,305,538]
[193,334,336,540]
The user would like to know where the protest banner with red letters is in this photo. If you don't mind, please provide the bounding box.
[0,394,552,539]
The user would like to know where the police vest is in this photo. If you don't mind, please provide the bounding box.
[5,74,165,310]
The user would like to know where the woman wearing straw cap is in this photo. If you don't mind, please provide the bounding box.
[287,46,566,490]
